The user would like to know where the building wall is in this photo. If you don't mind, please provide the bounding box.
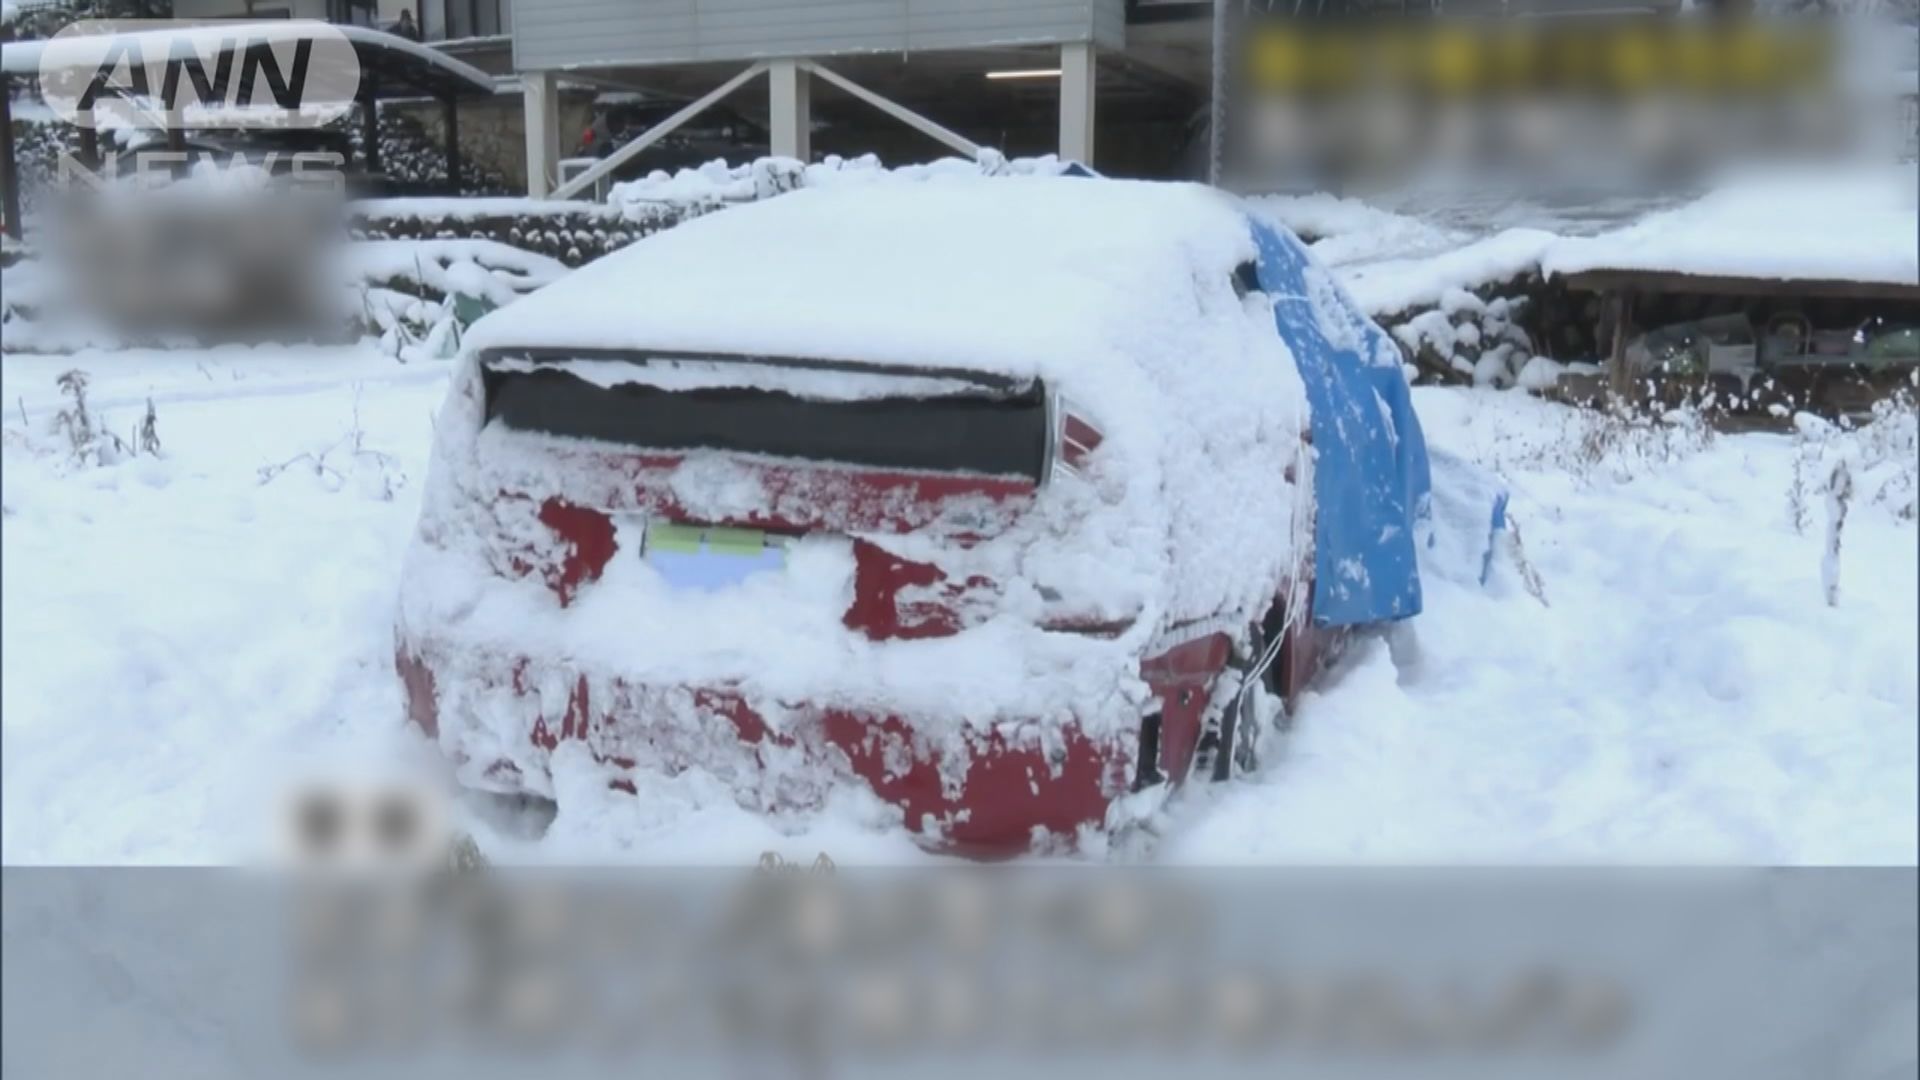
[170,0,504,35]
[1092,0,1128,46]
[171,0,335,19]
[511,0,1127,72]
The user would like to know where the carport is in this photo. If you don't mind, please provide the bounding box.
[529,45,1206,201]
[1562,269,1920,402]
[1539,172,1920,399]
[511,1,1213,199]
[0,22,500,239]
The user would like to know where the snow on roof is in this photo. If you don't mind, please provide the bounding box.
[464,176,1259,388]
[1252,192,1462,261]
[1250,194,1559,318]
[1,22,496,97]
[1341,229,1559,318]
[1543,166,1920,288]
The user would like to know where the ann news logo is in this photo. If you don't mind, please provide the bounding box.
[39,19,362,131]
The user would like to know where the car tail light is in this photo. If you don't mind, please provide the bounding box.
[1050,395,1105,481]
[844,539,995,641]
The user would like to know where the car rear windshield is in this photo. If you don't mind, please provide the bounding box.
[480,350,1051,482]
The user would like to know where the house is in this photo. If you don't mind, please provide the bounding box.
[168,0,513,73]
[510,0,1215,197]
[135,0,1218,194]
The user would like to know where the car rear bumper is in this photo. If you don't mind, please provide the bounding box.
[396,635,1152,857]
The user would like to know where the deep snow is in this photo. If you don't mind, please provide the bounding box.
[3,343,1912,865]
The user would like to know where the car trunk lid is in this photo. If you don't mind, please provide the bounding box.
[475,349,1103,640]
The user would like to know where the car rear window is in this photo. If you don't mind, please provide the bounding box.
[479,350,1052,482]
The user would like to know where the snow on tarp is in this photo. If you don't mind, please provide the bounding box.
[1423,448,1510,591]
[1543,165,1920,287]
[1252,219,1431,627]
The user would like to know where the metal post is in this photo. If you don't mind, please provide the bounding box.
[1209,0,1227,187]
[1059,41,1096,167]
[360,86,382,175]
[1607,292,1636,402]
[442,96,461,193]
[769,58,811,162]
[0,72,19,241]
[521,70,559,197]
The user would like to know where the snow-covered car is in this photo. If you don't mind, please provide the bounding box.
[396,177,1431,855]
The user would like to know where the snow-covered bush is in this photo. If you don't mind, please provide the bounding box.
[1582,397,1718,476]
[51,370,124,466]
[1823,457,1854,607]
[1783,390,1917,606]
[349,198,668,268]
[606,150,1074,215]
[6,369,162,470]
[348,238,569,360]
[3,0,167,41]
[257,391,405,501]
[1493,393,1720,485]
[1790,389,1919,530]
[336,108,512,198]
[3,113,85,221]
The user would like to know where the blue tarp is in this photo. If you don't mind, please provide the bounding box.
[1425,447,1512,591]
[1250,219,1433,627]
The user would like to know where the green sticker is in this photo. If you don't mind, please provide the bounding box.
[647,523,704,554]
[705,527,767,557]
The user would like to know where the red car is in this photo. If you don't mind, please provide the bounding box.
[397,177,1427,856]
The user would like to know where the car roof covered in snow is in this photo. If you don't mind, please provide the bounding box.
[1544,166,1920,292]
[462,177,1258,385]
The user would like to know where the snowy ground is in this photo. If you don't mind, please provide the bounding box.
[1164,390,1918,865]
[4,343,1912,866]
